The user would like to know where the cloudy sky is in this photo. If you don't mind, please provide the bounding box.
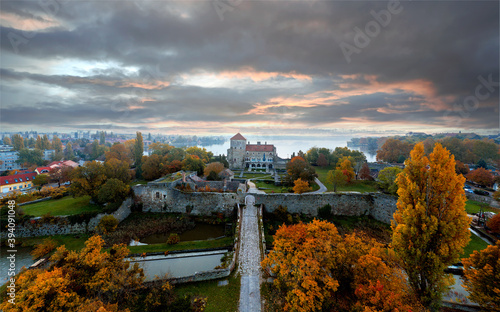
[0,0,498,136]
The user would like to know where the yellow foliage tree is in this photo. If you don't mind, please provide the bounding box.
[392,143,470,310]
[462,241,500,310]
[293,178,311,194]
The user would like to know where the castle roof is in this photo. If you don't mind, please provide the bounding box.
[230,133,246,141]
[246,144,274,152]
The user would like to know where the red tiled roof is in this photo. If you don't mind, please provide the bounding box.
[246,144,274,152]
[36,167,51,173]
[230,133,246,141]
[0,172,38,186]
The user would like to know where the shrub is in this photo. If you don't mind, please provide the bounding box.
[31,238,57,260]
[167,233,180,245]
[318,204,333,220]
[96,215,119,234]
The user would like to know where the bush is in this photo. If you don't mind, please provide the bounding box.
[487,214,500,234]
[31,238,57,259]
[96,215,119,234]
[318,204,332,220]
[167,233,180,245]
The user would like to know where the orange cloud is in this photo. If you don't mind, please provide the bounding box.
[0,12,60,31]
[218,67,312,82]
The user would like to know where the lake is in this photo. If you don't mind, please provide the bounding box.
[200,135,377,162]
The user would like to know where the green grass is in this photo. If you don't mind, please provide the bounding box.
[315,166,378,193]
[20,234,90,251]
[243,173,273,179]
[128,236,234,254]
[130,180,148,186]
[461,232,490,259]
[175,272,240,312]
[254,181,286,193]
[465,200,499,214]
[20,196,102,217]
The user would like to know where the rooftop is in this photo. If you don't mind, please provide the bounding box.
[230,133,246,141]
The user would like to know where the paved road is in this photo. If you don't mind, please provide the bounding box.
[311,177,327,194]
[238,201,262,312]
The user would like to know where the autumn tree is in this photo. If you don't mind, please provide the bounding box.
[336,157,355,183]
[204,162,225,178]
[486,213,500,234]
[105,143,132,165]
[149,142,174,157]
[185,146,213,163]
[104,158,132,184]
[70,161,107,203]
[35,135,43,150]
[455,160,469,175]
[286,156,317,185]
[41,134,51,150]
[96,215,119,234]
[376,138,414,163]
[2,136,11,145]
[50,165,73,187]
[262,220,420,312]
[182,154,205,175]
[12,134,24,151]
[378,166,403,195]
[326,169,347,192]
[97,178,130,205]
[141,154,166,181]
[166,159,182,173]
[51,135,63,153]
[392,143,470,310]
[164,147,186,163]
[133,132,144,178]
[467,167,494,187]
[316,153,328,167]
[32,174,50,188]
[462,241,500,311]
[358,162,372,180]
[293,178,311,194]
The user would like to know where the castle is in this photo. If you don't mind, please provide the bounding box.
[226,133,286,170]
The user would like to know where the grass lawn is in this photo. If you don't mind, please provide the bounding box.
[175,272,240,312]
[315,166,379,193]
[243,173,273,179]
[465,200,499,214]
[20,195,102,217]
[128,236,234,254]
[461,232,490,259]
[254,181,286,193]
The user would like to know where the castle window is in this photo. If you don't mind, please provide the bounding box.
[155,192,160,199]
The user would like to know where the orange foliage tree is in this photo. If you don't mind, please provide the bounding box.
[376,138,414,163]
[293,178,311,194]
[462,241,500,310]
[467,167,494,187]
[392,143,470,310]
[262,220,420,312]
[486,213,500,234]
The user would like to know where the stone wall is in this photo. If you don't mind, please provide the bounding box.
[135,184,398,224]
[2,198,132,238]
[134,185,241,217]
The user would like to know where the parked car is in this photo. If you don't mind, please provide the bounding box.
[474,189,490,196]
[464,184,471,189]
[465,189,474,194]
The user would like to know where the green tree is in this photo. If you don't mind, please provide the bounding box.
[96,215,119,234]
[133,132,144,178]
[392,143,470,310]
[326,169,347,192]
[12,134,24,151]
[32,174,50,188]
[149,142,173,157]
[90,140,107,160]
[98,179,130,204]
[65,142,76,161]
[17,148,44,166]
[378,166,403,195]
[41,134,51,150]
[99,131,105,145]
[27,137,36,148]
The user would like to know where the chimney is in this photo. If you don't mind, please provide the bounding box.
[182,172,186,182]
[257,141,261,145]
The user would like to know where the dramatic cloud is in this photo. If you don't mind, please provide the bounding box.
[0,0,498,135]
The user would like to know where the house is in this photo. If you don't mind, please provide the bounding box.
[218,168,234,181]
[227,133,285,170]
[35,166,51,174]
[0,172,37,193]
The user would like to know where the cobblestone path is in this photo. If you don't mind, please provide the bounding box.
[238,202,262,312]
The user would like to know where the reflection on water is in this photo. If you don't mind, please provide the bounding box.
[130,252,225,281]
[0,246,34,284]
[142,224,225,244]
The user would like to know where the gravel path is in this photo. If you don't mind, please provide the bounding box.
[238,202,262,312]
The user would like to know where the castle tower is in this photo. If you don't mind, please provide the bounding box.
[227,133,246,169]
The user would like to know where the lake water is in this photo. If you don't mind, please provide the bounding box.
[130,251,226,281]
[200,135,377,162]
[141,224,225,244]
[0,246,34,284]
